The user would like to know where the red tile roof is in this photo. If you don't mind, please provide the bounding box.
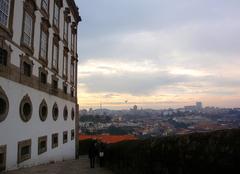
[79,134,137,144]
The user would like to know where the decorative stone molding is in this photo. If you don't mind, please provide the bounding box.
[39,99,48,121]
[63,105,68,121]
[19,94,32,122]
[52,102,59,121]
[17,139,31,163]
[38,136,47,155]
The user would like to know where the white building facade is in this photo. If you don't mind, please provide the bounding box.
[0,0,81,171]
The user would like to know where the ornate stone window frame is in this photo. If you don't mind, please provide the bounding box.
[39,17,50,66]
[38,67,48,86]
[62,46,68,79]
[52,0,63,33]
[71,129,74,140]
[0,0,15,40]
[20,54,34,79]
[0,36,12,72]
[19,94,32,122]
[70,23,77,53]
[0,86,9,122]
[52,34,60,72]
[0,145,6,172]
[40,0,49,18]
[52,133,58,149]
[39,99,48,122]
[71,107,74,121]
[63,82,68,94]
[20,0,37,56]
[63,105,68,121]
[52,102,59,121]
[63,131,68,144]
[70,57,75,84]
[38,136,47,155]
[70,87,74,98]
[63,8,70,44]
[51,75,58,94]
[17,139,31,164]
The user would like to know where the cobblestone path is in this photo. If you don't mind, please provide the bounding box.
[5,156,113,174]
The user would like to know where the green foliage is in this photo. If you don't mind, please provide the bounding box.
[104,129,240,174]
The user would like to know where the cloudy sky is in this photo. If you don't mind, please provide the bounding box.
[75,0,240,109]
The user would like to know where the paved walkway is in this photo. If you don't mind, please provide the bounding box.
[5,156,113,174]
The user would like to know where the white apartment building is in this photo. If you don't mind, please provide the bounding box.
[0,0,81,171]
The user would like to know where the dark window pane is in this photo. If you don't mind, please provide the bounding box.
[23,103,31,117]
[0,97,7,115]
[23,62,31,76]
[21,146,30,156]
[53,136,58,144]
[0,48,7,66]
[40,72,47,84]
[0,153,4,164]
[63,85,67,94]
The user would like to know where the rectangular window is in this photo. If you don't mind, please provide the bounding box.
[70,62,74,82]
[52,133,58,149]
[0,0,9,26]
[0,145,6,172]
[71,33,74,51]
[23,12,33,47]
[23,62,31,77]
[63,55,68,76]
[63,84,67,94]
[0,48,7,66]
[53,3,59,28]
[52,44,58,69]
[64,20,68,41]
[71,129,74,140]
[63,131,68,144]
[18,139,31,164]
[52,79,58,90]
[40,72,47,84]
[38,136,47,155]
[71,89,74,97]
[41,0,48,13]
[40,29,48,60]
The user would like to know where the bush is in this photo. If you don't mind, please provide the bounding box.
[104,129,240,174]
[79,139,94,155]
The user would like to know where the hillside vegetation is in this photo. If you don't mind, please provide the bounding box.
[104,129,240,174]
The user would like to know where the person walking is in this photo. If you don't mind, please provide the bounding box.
[88,141,97,168]
[99,142,105,167]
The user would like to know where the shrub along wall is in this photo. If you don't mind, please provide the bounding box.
[104,129,240,174]
[79,139,94,155]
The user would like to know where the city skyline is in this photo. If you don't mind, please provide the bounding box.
[76,0,240,109]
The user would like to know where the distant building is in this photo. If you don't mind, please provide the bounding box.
[196,102,203,110]
[0,0,81,171]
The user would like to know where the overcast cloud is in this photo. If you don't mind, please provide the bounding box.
[76,0,240,109]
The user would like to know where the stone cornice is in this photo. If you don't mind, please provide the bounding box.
[66,0,82,23]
